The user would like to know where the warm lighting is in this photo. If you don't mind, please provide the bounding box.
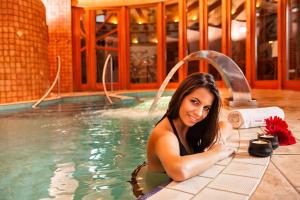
[47,11,59,24]
[256,1,261,8]
[174,17,179,22]
[252,140,268,144]
[138,21,143,24]
[231,20,247,41]
[269,41,273,44]
[148,37,158,43]
[231,10,235,15]
[239,26,247,33]
[192,16,197,21]
[292,7,299,13]
[132,38,139,44]
[107,15,118,24]
[258,134,279,149]
[132,34,138,44]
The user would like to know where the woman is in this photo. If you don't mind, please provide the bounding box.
[130,73,235,198]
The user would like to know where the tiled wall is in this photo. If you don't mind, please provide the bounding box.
[41,0,73,93]
[0,0,49,103]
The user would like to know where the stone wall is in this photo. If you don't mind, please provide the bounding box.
[0,0,49,103]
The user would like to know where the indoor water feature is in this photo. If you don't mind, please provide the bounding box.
[0,96,170,200]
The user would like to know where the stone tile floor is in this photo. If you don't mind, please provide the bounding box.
[148,89,300,200]
[246,89,300,200]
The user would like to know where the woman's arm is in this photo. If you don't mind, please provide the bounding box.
[218,120,234,145]
[155,132,235,182]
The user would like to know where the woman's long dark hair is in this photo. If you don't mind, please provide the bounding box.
[165,73,221,153]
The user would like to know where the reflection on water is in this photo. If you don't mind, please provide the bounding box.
[0,98,170,200]
[46,162,78,200]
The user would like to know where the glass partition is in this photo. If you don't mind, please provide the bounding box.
[95,10,119,83]
[95,50,118,83]
[80,11,87,84]
[287,0,300,80]
[231,0,246,75]
[207,0,222,80]
[129,6,157,83]
[165,1,179,82]
[187,0,200,75]
[255,0,278,80]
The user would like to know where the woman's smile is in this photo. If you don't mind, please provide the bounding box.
[179,87,214,127]
[187,113,201,124]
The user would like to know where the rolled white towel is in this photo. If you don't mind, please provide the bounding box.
[227,106,285,129]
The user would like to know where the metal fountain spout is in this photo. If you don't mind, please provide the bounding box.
[149,50,257,114]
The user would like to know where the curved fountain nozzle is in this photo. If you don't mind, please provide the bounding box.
[102,54,113,104]
[149,50,257,114]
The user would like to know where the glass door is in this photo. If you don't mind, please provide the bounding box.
[253,0,279,88]
[72,8,89,90]
[165,1,180,82]
[128,5,158,87]
[187,0,200,75]
[73,8,120,91]
[284,0,300,90]
[207,0,222,81]
[94,10,120,90]
[231,0,247,76]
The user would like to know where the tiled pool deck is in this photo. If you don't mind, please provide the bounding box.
[0,89,300,199]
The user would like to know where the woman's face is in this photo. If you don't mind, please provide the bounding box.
[179,87,214,127]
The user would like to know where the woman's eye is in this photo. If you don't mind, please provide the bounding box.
[203,106,210,111]
[191,99,199,105]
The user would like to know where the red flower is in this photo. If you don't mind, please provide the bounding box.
[264,116,296,146]
[265,116,288,131]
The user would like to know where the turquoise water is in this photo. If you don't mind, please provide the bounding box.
[0,98,169,200]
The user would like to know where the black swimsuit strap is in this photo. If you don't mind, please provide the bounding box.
[167,116,189,156]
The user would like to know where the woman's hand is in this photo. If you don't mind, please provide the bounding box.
[210,143,235,161]
[219,120,234,145]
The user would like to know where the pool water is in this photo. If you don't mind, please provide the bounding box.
[0,98,168,200]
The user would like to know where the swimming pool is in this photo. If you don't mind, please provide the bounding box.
[0,96,170,200]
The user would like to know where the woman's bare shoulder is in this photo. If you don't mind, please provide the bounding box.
[149,118,177,143]
[147,117,181,162]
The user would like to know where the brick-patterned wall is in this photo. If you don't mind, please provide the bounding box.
[41,0,73,93]
[0,0,49,103]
